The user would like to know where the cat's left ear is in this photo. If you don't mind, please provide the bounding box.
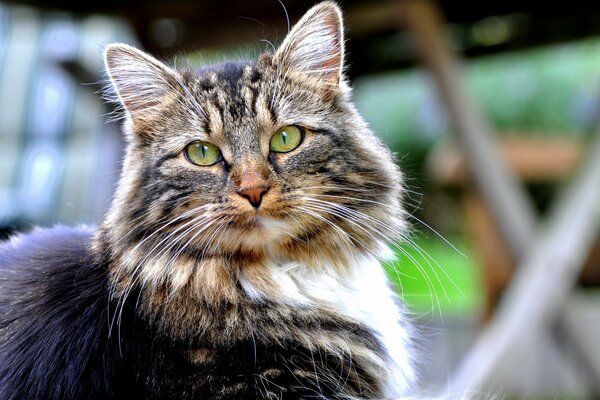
[104,43,181,118]
[274,1,344,89]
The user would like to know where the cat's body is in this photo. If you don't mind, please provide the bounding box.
[0,226,412,399]
[0,3,417,399]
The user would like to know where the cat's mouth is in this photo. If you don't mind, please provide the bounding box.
[221,190,296,243]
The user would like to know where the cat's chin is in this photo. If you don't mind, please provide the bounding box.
[254,215,290,232]
[232,215,291,246]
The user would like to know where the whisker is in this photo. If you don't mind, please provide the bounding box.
[406,238,465,297]
[130,204,211,254]
[296,185,463,261]
[390,244,442,316]
[400,211,467,258]
[295,205,367,268]
[299,195,449,316]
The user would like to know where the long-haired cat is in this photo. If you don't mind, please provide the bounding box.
[0,2,419,399]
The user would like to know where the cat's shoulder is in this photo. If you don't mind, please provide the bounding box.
[0,224,106,317]
[0,226,115,399]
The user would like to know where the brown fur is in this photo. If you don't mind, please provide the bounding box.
[97,2,412,398]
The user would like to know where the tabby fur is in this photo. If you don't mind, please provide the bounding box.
[0,2,416,399]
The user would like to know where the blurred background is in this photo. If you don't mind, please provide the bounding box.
[0,0,599,398]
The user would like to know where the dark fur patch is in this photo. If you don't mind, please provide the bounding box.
[218,62,245,92]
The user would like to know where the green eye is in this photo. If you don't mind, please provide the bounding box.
[184,141,222,166]
[270,125,303,153]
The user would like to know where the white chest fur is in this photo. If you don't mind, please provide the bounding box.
[239,251,415,397]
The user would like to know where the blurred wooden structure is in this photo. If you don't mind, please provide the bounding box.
[6,0,600,79]
[428,137,600,318]
[399,1,600,397]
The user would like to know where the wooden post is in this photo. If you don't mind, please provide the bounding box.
[394,0,600,393]
[397,0,537,259]
[449,128,600,393]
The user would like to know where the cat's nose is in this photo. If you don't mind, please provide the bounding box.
[237,168,270,208]
[238,185,270,208]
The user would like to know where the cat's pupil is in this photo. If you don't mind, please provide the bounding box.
[281,132,288,144]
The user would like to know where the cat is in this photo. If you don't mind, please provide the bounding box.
[0,2,419,399]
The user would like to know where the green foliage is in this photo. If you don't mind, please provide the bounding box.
[470,39,600,135]
[354,37,600,153]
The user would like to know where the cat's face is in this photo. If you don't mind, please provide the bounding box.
[103,2,405,271]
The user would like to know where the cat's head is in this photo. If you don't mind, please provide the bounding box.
[101,2,406,281]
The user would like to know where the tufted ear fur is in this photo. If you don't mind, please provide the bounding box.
[274,2,344,88]
[104,43,181,118]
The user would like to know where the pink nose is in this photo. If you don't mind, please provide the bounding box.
[238,185,269,208]
[237,167,271,208]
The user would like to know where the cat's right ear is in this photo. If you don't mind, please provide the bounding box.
[274,2,344,90]
[104,43,180,118]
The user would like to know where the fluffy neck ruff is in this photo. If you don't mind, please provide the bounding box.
[96,224,414,397]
